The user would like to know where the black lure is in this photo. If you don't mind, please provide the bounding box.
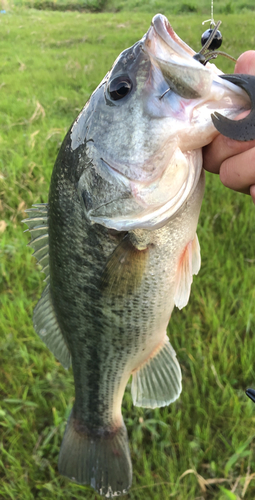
[201,27,222,50]
[193,20,235,66]
[211,73,255,141]
[246,388,255,403]
[192,11,255,142]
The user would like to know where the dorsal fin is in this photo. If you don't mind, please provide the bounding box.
[23,204,71,369]
[33,284,71,369]
[23,204,49,282]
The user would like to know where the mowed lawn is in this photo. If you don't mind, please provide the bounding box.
[1,6,255,500]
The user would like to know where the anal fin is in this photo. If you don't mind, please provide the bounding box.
[174,233,201,310]
[131,336,182,408]
[33,284,71,369]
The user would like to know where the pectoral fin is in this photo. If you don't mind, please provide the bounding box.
[101,234,149,296]
[131,336,182,408]
[174,233,201,310]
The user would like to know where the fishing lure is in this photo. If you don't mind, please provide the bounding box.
[246,388,255,403]
[193,0,255,141]
[198,2,255,400]
[193,0,233,65]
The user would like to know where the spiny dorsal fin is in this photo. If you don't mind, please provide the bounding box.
[23,204,71,369]
[23,204,49,282]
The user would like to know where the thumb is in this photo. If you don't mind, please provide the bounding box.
[235,50,255,75]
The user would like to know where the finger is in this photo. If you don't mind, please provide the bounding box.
[219,146,255,193]
[250,184,255,204]
[203,134,255,174]
[235,50,255,75]
[203,51,255,174]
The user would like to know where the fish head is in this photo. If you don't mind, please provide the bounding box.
[70,14,250,230]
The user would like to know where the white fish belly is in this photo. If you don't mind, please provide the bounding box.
[99,170,205,419]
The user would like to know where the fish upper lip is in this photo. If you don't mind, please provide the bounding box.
[148,13,195,59]
[144,14,214,101]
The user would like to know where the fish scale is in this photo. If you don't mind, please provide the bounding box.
[48,148,203,470]
[24,13,251,498]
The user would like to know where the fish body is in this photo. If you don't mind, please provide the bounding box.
[25,14,250,498]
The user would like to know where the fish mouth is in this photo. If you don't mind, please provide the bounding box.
[146,14,249,104]
[144,14,214,100]
[150,14,195,59]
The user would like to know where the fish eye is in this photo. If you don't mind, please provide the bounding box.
[108,76,132,101]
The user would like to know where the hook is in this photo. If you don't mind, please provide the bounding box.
[211,74,255,141]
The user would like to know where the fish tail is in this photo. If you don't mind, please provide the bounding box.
[58,410,132,497]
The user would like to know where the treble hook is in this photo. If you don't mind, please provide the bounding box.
[211,73,255,141]
[246,388,255,402]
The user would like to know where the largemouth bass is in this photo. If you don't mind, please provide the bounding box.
[24,14,250,498]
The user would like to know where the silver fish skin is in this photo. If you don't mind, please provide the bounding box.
[24,14,250,498]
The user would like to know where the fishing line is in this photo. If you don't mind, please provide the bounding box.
[193,0,236,66]
[159,1,236,100]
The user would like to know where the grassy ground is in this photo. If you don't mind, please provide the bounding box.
[4,0,255,14]
[1,6,255,500]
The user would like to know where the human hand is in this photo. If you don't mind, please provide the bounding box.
[203,50,255,204]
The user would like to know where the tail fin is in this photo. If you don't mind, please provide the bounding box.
[58,411,132,497]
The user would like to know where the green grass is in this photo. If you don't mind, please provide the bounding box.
[5,0,255,14]
[1,6,255,500]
